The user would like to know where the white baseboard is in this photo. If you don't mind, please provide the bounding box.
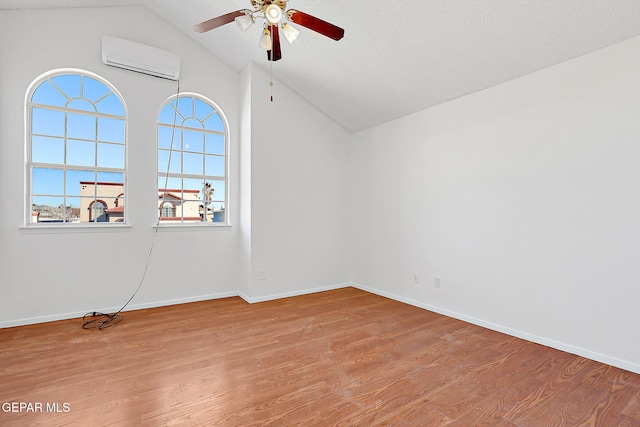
[6,282,638,375]
[0,284,352,328]
[238,283,351,304]
[0,291,238,329]
[351,282,640,375]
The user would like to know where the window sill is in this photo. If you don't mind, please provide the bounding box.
[154,223,232,231]
[20,224,133,234]
[19,223,233,233]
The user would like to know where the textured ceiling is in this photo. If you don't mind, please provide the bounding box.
[3,0,640,132]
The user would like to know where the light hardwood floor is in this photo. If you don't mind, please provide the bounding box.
[1,287,639,426]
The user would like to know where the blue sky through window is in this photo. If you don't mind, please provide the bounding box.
[30,72,126,214]
[157,95,227,218]
[29,76,227,223]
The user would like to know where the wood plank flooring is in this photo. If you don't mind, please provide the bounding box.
[1,287,639,426]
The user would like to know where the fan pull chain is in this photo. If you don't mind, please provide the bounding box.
[270,34,274,102]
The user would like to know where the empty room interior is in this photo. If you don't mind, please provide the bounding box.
[1,0,640,425]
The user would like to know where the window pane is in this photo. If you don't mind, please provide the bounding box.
[158,104,179,124]
[183,130,204,153]
[78,197,93,222]
[158,126,179,150]
[51,74,81,99]
[31,196,65,223]
[97,143,125,168]
[204,113,224,132]
[97,171,124,184]
[32,108,65,137]
[212,205,226,223]
[83,76,110,103]
[205,155,225,177]
[181,201,203,222]
[158,149,181,174]
[194,99,214,120]
[67,98,95,113]
[31,81,67,107]
[67,140,95,167]
[32,136,64,164]
[67,113,97,140]
[98,118,125,143]
[66,197,81,212]
[184,153,204,175]
[208,179,226,201]
[158,150,169,174]
[159,176,181,191]
[205,133,225,155]
[68,169,96,197]
[96,183,123,200]
[176,97,192,118]
[183,178,205,193]
[183,117,203,130]
[98,144,124,169]
[32,168,64,195]
[95,93,125,116]
[32,195,64,207]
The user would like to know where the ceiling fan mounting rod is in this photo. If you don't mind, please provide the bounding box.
[252,0,288,11]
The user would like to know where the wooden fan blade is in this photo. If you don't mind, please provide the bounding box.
[267,25,282,61]
[193,10,245,33]
[286,9,344,41]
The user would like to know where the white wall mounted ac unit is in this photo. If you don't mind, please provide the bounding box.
[101,35,181,81]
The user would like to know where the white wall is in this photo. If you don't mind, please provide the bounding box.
[0,6,351,326]
[0,6,243,326]
[0,11,4,88]
[238,65,253,299]
[242,64,350,301]
[4,4,637,376]
[348,35,640,373]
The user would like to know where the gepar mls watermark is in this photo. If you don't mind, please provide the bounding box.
[2,402,70,413]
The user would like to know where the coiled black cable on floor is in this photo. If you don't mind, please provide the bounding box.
[82,312,123,330]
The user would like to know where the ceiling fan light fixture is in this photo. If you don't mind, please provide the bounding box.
[265,4,283,24]
[192,1,345,62]
[258,28,273,50]
[281,22,300,44]
[235,14,254,32]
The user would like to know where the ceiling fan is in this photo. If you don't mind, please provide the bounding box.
[193,0,345,62]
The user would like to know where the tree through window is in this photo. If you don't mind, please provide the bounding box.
[27,70,126,224]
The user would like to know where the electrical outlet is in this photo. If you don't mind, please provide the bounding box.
[413,274,419,284]
[434,277,441,289]
[259,269,267,280]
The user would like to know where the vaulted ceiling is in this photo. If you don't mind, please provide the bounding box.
[3,0,640,132]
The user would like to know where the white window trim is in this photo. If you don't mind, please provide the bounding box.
[24,68,128,229]
[20,224,132,234]
[156,92,231,227]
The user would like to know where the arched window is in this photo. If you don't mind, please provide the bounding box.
[27,69,126,225]
[160,201,176,218]
[157,93,228,224]
[89,200,107,222]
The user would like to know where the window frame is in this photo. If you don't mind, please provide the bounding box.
[156,92,230,227]
[24,68,128,228]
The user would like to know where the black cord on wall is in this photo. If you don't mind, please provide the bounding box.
[83,79,181,330]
